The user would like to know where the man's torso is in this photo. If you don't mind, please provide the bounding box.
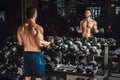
[81,19,95,37]
[18,23,42,52]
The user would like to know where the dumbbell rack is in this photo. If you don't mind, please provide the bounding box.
[45,70,95,80]
[46,67,107,80]
[45,45,109,80]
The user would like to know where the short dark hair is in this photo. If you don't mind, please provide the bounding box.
[85,8,91,12]
[26,7,37,19]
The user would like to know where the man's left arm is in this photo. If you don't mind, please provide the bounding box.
[17,28,23,46]
[94,21,99,33]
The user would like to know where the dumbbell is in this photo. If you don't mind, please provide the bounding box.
[63,40,73,52]
[81,37,89,43]
[83,42,91,49]
[69,27,75,32]
[44,56,56,70]
[3,49,11,58]
[91,27,104,34]
[88,37,98,44]
[52,44,60,51]
[107,38,116,46]
[14,56,23,67]
[45,55,60,70]
[0,64,7,75]
[2,46,9,51]
[42,36,63,51]
[98,38,107,45]
[11,46,17,55]
[51,56,60,64]
[65,40,73,46]
[69,43,79,53]
[5,62,18,74]
[62,36,67,41]
[75,38,81,41]
[75,26,81,32]
[54,36,63,45]
[43,44,53,51]
[0,64,15,75]
[11,45,17,52]
[79,46,88,54]
[44,55,52,63]
[89,42,102,54]
[89,46,98,54]
[8,67,18,74]
[60,43,69,53]
[74,40,82,49]
[93,43,101,49]
[45,36,54,42]
[45,62,56,70]
[99,28,104,34]
[86,60,98,76]
[109,61,119,71]
[77,59,87,74]
[66,37,74,41]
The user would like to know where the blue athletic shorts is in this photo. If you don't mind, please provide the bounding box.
[23,51,45,78]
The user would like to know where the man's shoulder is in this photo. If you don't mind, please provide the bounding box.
[35,24,43,30]
[91,19,97,22]
[80,19,85,23]
[18,23,27,31]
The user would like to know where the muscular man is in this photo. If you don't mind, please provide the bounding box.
[17,7,53,80]
[79,9,99,37]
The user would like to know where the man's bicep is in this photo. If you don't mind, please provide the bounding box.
[80,25,82,30]
[35,30,44,46]
[94,22,99,33]
[17,31,23,46]
[35,29,50,46]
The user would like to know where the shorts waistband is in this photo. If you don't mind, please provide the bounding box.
[24,51,42,54]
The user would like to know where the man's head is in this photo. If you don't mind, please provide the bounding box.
[84,8,91,18]
[26,7,37,19]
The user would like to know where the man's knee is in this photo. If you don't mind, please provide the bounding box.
[35,78,42,80]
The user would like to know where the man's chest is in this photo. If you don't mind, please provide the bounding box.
[82,21,94,28]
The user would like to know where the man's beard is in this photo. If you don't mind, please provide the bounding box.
[85,15,90,18]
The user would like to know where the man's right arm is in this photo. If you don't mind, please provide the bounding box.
[35,27,53,47]
[17,27,23,46]
[78,21,83,33]
[17,27,24,52]
[93,21,99,33]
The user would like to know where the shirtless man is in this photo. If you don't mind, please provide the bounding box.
[17,7,53,80]
[79,9,99,37]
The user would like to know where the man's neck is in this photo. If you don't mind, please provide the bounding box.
[85,17,91,20]
[28,18,36,24]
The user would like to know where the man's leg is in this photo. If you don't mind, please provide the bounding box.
[33,53,45,80]
[25,76,31,80]
[35,78,42,80]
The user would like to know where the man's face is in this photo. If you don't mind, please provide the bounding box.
[85,10,91,18]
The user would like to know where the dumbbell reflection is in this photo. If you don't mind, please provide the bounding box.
[86,60,98,77]
[77,59,87,75]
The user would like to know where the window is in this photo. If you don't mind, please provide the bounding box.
[0,11,5,22]
[116,6,120,14]
[57,0,65,16]
[89,7,101,19]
